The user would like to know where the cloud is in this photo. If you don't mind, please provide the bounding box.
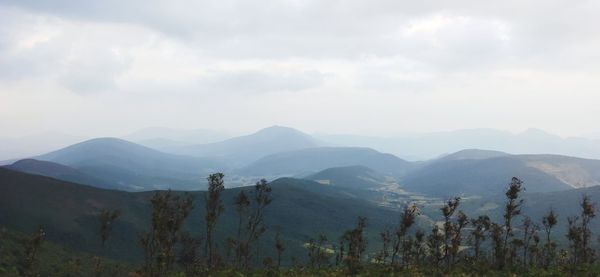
[1,0,600,137]
[195,70,327,94]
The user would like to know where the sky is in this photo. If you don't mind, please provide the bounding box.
[1,0,600,138]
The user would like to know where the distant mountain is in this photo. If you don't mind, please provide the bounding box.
[35,137,226,190]
[239,147,413,177]
[316,129,514,161]
[4,159,116,190]
[170,126,323,165]
[435,149,510,162]
[123,127,231,150]
[317,128,600,161]
[305,165,389,190]
[518,154,600,188]
[0,132,87,161]
[0,168,399,263]
[401,151,600,197]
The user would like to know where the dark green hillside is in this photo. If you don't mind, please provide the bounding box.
[0,168,147,261]
[0,228,132,276]
[455,184,600,243]
[0,168,401,264]
[35,137,226,190]
[239,147,413,177]
[305,165,388,190]
[4,159,116,190]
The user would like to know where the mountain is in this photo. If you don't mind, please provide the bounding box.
[239,147,413,177]
[169,126,323,165]
[317,128,600,161]
[123,127,231,150]
[0,168,399,263]
[305,165,389,190]
[435,149,510,162]
[517,154,600,188]
[401,151,600,197]
[4,159,116,190]
[35,137,226,191]
[316,129,514,161]
[0,131,87,161]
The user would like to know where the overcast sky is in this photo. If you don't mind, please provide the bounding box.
[1,0,599,138]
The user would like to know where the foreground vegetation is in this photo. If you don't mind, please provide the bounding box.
[3,174,600,276]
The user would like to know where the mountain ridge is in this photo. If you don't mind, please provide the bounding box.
[34,137,226,190]
[168,126,324,165]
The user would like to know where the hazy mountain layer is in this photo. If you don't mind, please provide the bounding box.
[166,126,323,165]
[239,147,413,177]
[35,137,226,190]
[4,159,117,190]
[402,152,600,197]
[318,128,600,161]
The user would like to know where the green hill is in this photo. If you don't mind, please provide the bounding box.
[0,168,400,264]
[305,165,389,190]
[4,159,116,190]
[239,147,413,177]
[35,137,226,190]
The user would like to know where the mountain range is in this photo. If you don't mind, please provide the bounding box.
[2,164,599,265]
[4,124,600,269]
[5,126,600,197]
[164,126,325,166]
[317,128,600,161]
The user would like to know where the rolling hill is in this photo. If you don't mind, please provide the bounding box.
[305,165,389,190]
[4,159,116,190]
[2,165,597,267]
[0,168,401,264]
[401,151,600,197]
[238,147,414,177]
[168,126,323,165]
[35,137,226,190]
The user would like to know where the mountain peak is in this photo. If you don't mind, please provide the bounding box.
[254,126,309,137]
[78,137,138,145]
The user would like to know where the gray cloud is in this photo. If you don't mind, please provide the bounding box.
[195,70,327,94]
[1,0,600,138]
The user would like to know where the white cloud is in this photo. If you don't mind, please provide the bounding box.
[1,1,600,138]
